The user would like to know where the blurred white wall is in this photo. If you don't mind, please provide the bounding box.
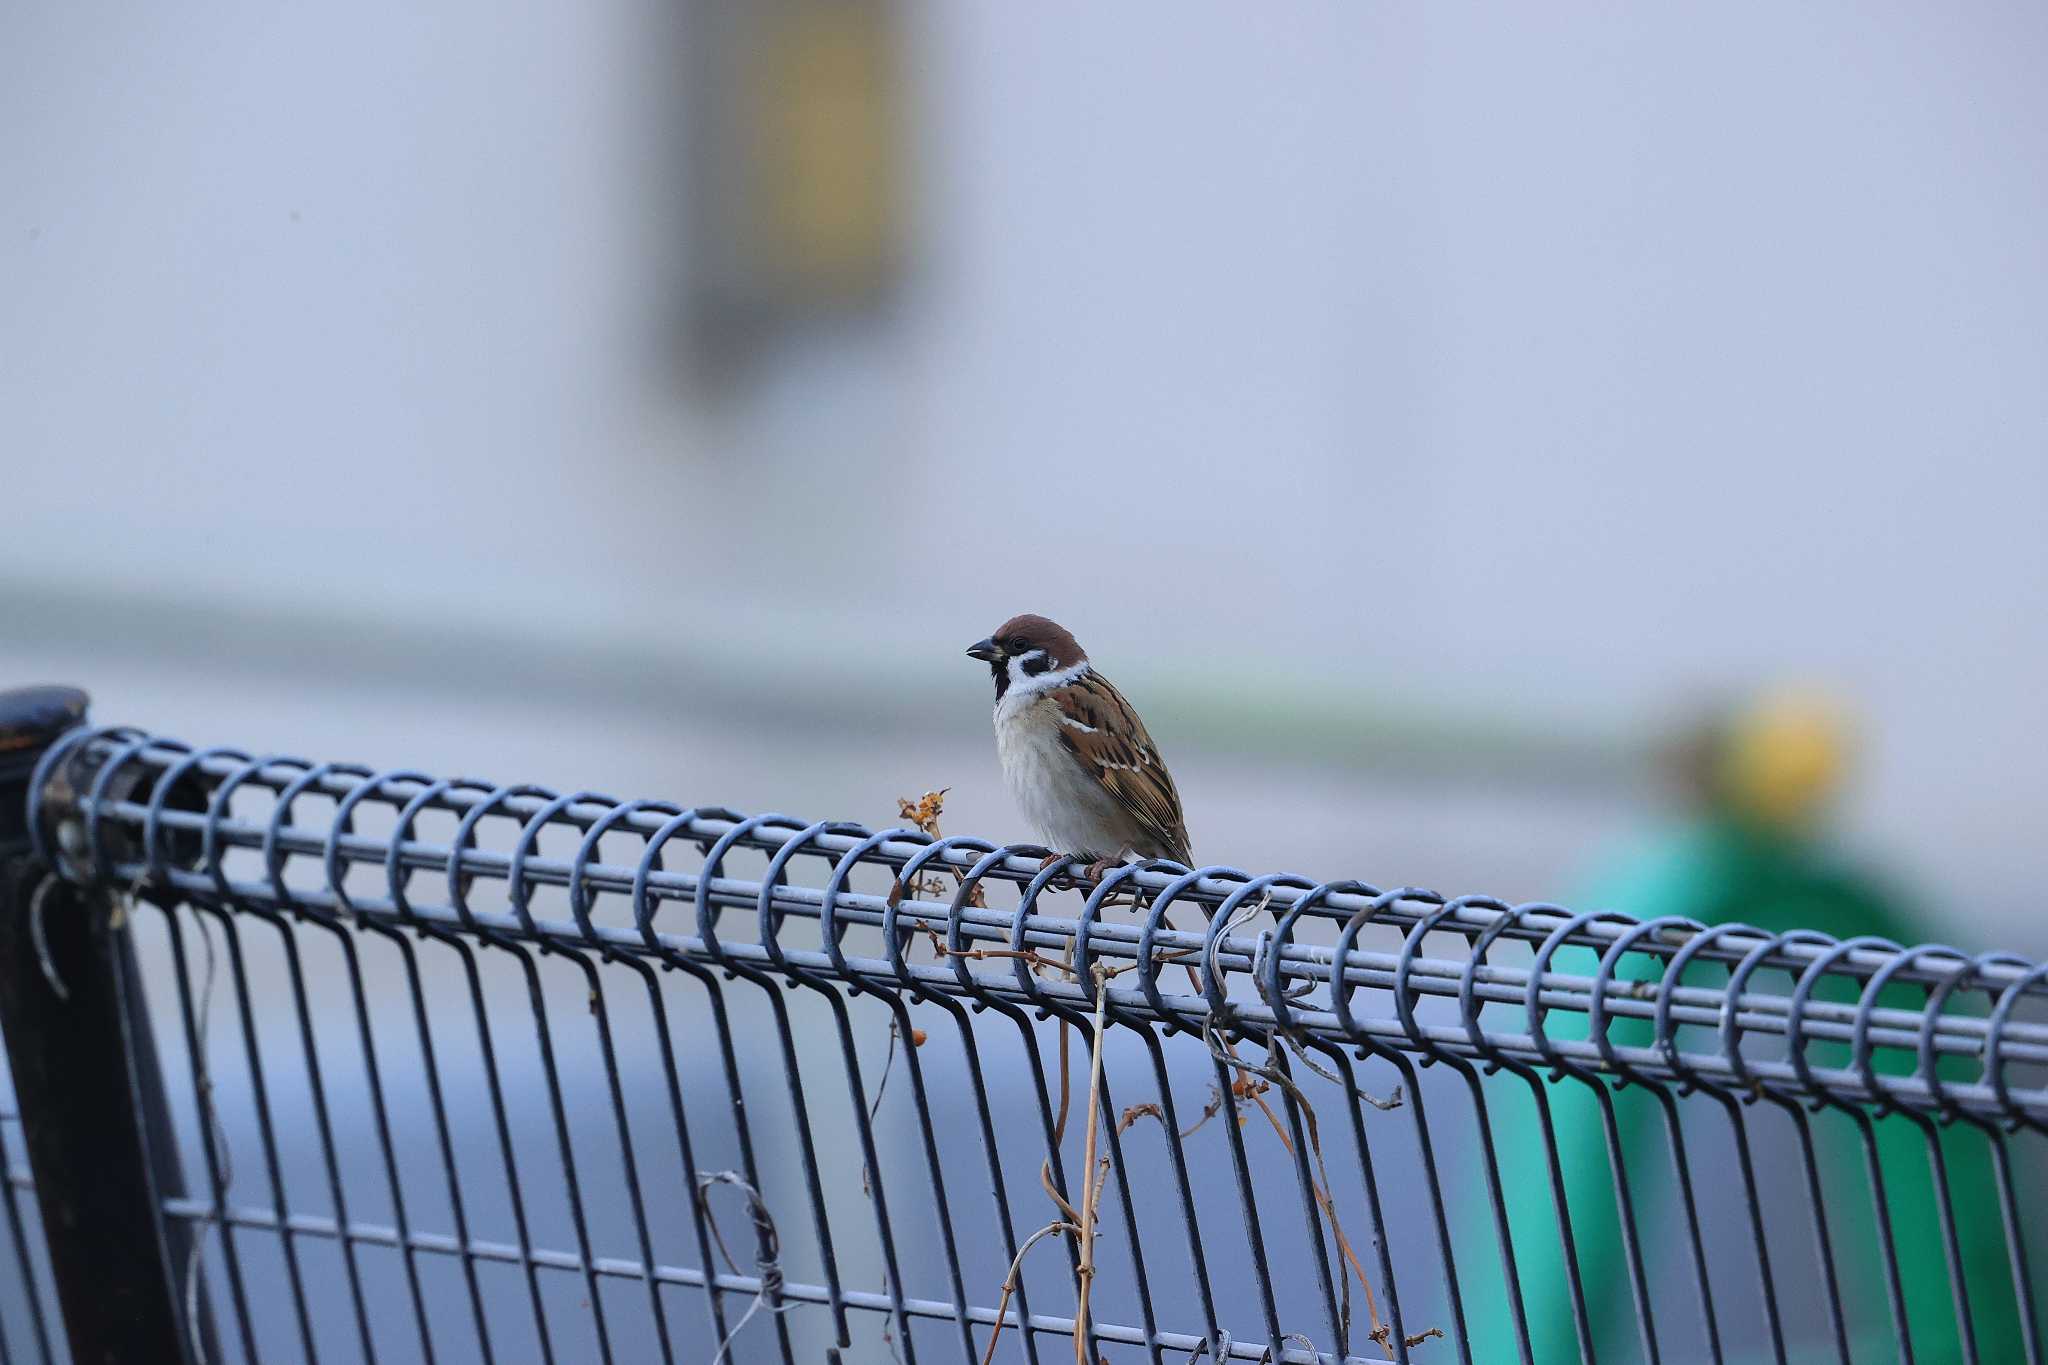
[3,2,2044,943]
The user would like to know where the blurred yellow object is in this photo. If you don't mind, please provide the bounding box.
[681,0,906,387]
[1715,690,1851,830]
[747,2,902,294]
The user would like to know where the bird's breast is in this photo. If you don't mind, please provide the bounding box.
[993,699,1064,808]
[993,697,1123,855]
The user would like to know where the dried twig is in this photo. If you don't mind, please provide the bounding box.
[1072,964,1115,1364]
[900,789,949,836]
[1115,1102,1164,1136]
[1180,1083,1227,1139]
[940,876,1443,1359]
[862,1017,905,1197]
[888,790,988,908]
[977,1220,1081,1365]
[1374,1323,1449,1351]
[923,928,1077,979]
[1187,894,1436,1352]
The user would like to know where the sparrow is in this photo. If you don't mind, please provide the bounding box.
[965,614,1193,870]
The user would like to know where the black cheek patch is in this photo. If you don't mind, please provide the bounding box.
[1020,653,1053,678]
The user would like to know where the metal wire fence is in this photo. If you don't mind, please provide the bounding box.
[1,710,2044,1363]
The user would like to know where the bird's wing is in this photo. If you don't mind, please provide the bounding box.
[1048,670,1193,864]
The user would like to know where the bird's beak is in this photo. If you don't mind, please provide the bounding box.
[966,638,1001,663]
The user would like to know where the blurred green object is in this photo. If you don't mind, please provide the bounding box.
[1462,695,2026,1363]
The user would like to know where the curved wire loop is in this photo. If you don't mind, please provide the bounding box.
[1262,877,1384,1036]
[382,777,495,925]
[1448,897,1534,1073]
[1073,859,1173,1026]
[1330,885,1437,1062]
[1588,915,1705,1092]
[1986,961,2048,1134]
[321,767,429,921]
[83,733,170,888]
[500,790,608,943]
[995,852,1079,1014]
[693,813,807,971]
[27,723,144,874]
[757,820,866,975]
[1913,950,2034,1128]
[566,797,678,942]
[883,835,999,998]
[1387,894,1499,1068]
[1525,906,1637,1085]
[263,762,373,918]
[1846,942,1969,1120]
[1650,921,1766,1100]
[818,827,923,992]
[446,784,556,937]
[198,756,303,907]
[1721,929,1838,1105]
[143,744,238,888]
[1138,867,1249,1034]
[938,846,1040,1011]
[627,805,740,955]
[1202,873,1314,1035]
[1780,934,1902,1111]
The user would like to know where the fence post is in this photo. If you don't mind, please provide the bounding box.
[0,686,196,1364]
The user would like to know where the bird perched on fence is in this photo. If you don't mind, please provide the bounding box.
[964,614,1192,873]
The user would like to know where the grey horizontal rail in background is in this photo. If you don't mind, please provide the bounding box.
[3,715,2044,1365]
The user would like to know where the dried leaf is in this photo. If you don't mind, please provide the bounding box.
[897,788,950,837]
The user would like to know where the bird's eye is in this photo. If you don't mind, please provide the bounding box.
[1004,637,1026,652]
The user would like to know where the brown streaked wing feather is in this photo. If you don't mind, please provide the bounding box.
[1049,671,1193,863]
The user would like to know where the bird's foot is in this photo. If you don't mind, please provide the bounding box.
[1034,852,1120,893]
[1035,852,1077,891]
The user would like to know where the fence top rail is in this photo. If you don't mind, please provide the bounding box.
[29,725,2048,1127]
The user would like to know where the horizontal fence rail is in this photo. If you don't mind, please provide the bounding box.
[6,719,2046,1364]
[31,734,2048,1127]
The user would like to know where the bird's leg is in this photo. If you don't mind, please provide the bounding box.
[1036,851,1079,892]
[1036,852,1119,894]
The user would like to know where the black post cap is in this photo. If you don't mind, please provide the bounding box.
[0,687,90,756]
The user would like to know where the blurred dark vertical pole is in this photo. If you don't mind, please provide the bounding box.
[0,687,202,1364]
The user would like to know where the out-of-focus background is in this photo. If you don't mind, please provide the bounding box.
[5,1,2044,948]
